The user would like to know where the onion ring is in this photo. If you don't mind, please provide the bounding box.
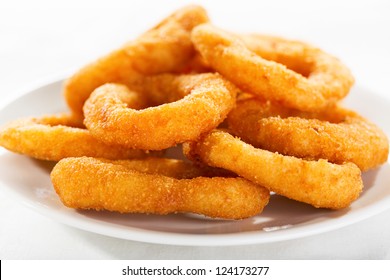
[227,96,389,171]
[0,113,153,161]
[191,24,354,111]
[64,5,209,119]
[183,130,363,209]
[51,157,270,219]
[83,73,237,150]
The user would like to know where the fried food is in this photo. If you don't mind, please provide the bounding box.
[191,24,354,111]
[2,5,387,220]
[51,157,270,219]
[175,53,212,74]
[183,130,363,209]
[64,5,209,120]
[90,157,234,178]
[0,114,152,161]
[83,73,237,150]
[227,96,389,171]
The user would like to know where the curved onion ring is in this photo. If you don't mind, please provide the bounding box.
[64,5,209,119]
[191,24,354,111]
[183,130,363,209]
[51,157,270,219]
[83,73,237,150]
[0,114,152,161]
[227,96,389,171]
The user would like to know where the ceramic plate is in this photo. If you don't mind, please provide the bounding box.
[0,80,389,246]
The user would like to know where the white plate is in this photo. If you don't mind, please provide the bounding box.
[0,79,389,246]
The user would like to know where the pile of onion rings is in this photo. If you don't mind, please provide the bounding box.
[0,5,388,220]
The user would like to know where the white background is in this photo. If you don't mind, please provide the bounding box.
[0,0,390,259]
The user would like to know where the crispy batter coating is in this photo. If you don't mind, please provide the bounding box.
[191,24,354,111]
[241,34,343,78]
[51,157,270,219]
[91,157,234,178]
[183,130,363,209]
[64,5,209,119]
[0,114,153,161]
[227,96,389,171]
[83,73,238,150]
[175,53,212,74]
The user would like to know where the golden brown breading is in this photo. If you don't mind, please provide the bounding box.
[94,157,234,179]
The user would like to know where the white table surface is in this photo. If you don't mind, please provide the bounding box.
[1,0,389,259]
